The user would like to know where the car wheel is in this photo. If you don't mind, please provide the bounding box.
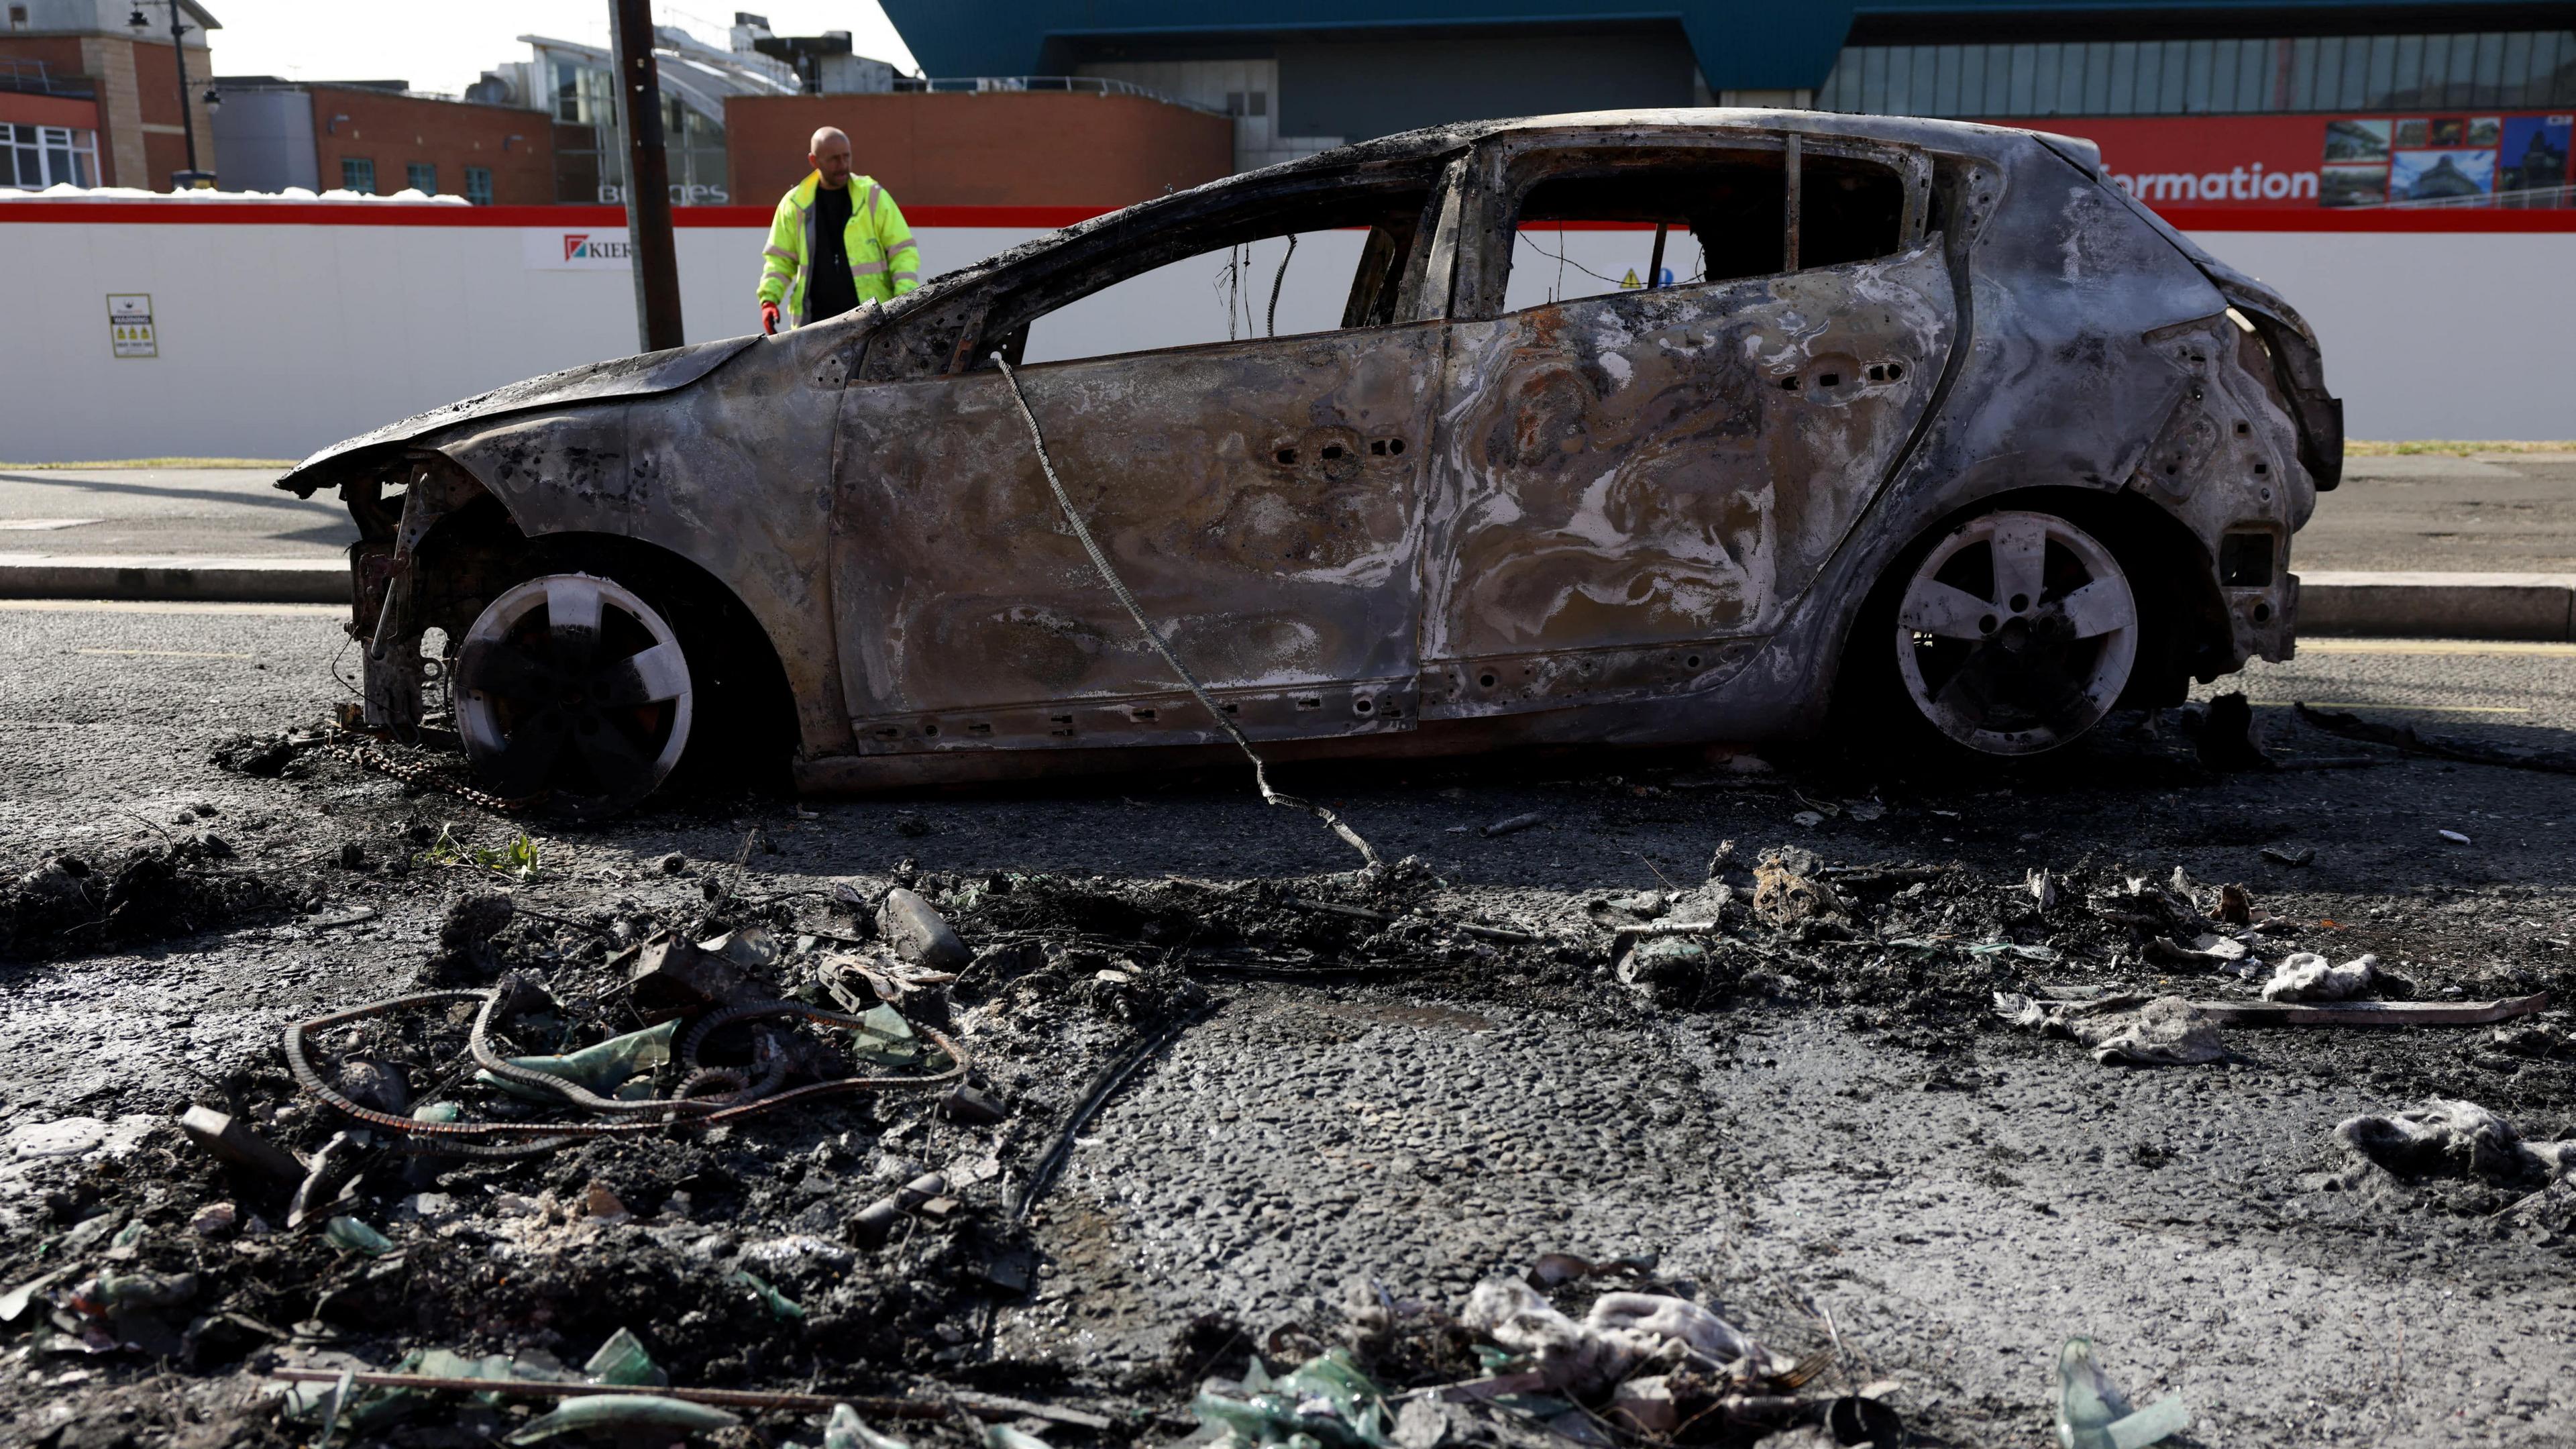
[455,572,695,816]
[1889,509,2139,755]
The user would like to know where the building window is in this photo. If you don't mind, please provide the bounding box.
[341,156,376,193]
[0,123,99,189]
[1818,29,2576,118]
[7,5,28,29]
[464,165,492,205]
[553,58,614,123]
[407,161,437,194]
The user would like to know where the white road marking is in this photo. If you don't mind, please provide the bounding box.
[2251,699,2530,714]
[0,519,99,531]
[75,647,255,659]
[2299,639,2576,657]
[0,599,341,616]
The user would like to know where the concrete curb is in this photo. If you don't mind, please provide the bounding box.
[2300,572,2576,641]
[0,553,348,604]
[0,555,2563,641]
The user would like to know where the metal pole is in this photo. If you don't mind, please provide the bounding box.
[167,4,198,175]
[1782,132,1802,273]
[608,0,684,352]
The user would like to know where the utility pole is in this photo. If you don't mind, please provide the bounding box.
[608,0,685,352]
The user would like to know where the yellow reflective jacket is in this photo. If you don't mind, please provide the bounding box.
[756,171,918,325]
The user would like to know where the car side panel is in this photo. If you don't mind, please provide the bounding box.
[1418,241,1956,718]
[828,323,1444,755]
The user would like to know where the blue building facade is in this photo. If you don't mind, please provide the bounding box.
[880,2,2575,206]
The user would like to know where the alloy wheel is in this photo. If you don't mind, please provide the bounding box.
[1893,511,2138,755]
[456,574,693,816]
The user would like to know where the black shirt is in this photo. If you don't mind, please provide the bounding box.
[806,182,859,323]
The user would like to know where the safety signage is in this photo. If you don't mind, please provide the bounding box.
[107,294,156,359]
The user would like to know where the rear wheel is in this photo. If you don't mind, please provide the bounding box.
[1888,509,2139,755]
[455,573,694,817]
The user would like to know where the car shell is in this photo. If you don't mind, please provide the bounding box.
[278,107,2335,792]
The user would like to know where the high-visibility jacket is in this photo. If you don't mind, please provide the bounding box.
[756,171,919,326]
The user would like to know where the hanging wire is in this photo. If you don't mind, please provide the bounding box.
[990,355,1382,869]
[1238,241,1256,338]
[1517,230,1629,290]
[1266,233,1298,337]
[1216,245,1241,341]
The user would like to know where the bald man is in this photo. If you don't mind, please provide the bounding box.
[755,126,918,335]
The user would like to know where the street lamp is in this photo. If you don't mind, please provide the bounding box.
[127,1,214,189]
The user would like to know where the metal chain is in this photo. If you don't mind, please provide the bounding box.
[320,732,545,814]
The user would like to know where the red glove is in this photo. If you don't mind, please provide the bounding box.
[760,301,781,335]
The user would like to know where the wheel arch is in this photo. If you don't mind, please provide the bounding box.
[1826,482,2231,722]
[372,458,805,780]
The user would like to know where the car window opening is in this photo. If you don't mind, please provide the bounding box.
[985,182,1435,370]
[1501,146,1908,311]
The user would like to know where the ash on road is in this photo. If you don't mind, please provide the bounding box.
[4,601,2575,1448]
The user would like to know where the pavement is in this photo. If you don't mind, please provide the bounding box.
[8,453,2576,631]
[2300,452,2576,573]
[3,600,2575,1444]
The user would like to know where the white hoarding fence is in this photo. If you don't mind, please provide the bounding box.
[0,195,2570,462]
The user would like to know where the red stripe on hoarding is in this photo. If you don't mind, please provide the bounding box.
[0,201,1120,227]
[1,200,2567,231]
[2157,206,2576,231]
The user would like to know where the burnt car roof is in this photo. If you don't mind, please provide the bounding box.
[895,107,2070,306]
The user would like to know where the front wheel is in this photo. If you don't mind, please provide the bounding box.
[1886,510,2139,755]
[455,572,695,817]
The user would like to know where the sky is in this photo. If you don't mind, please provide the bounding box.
[203,1,921,94]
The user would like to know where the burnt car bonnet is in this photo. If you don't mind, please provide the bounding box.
[272,333,761,497]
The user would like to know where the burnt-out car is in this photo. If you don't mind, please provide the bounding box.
[279,108,2337,814]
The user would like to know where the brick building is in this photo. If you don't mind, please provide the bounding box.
[724,89,1232,209]
[214,78,553,203]
[0,0,218,190]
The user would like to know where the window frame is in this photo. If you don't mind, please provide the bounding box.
[863,153,1464,382]
[1447,126,1934,324]
[1,122,97,189]
[406,161,437,195]
[341,156,376,194]
[463,165,493,206]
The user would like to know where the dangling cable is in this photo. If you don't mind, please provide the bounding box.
[991,354,1381,869]
[1266,233,1297,337]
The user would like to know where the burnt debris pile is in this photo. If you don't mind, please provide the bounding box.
[0,822,2558,1446]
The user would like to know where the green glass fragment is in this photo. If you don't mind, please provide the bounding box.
[826,1402,912,1449]
[1191,1347,1393,1449]
[503,1394,739,1444]
[583,1326,667,1387]
[323,1216,394,1256]
[2055,1338,2188,1449]
[476,1020,678,1102]
[731,1267,806,1320]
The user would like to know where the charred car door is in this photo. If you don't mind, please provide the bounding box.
[1420,127,1953,718]
[828,162,1454,759]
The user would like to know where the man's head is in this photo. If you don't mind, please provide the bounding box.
[808,127,851,190]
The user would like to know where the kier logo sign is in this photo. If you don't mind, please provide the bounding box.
[562,233,634,262]
[524,228,634,270]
